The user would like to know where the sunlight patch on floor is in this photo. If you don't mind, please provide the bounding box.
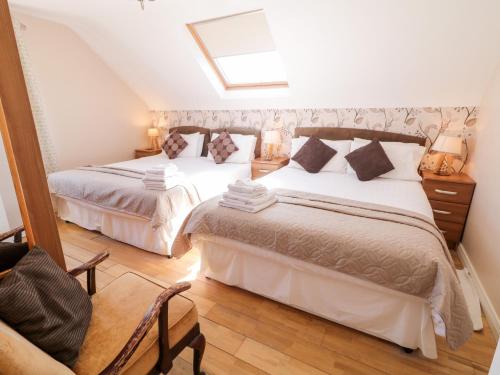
[176,260,201,282]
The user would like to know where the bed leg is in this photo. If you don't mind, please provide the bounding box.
[401,347,414,354]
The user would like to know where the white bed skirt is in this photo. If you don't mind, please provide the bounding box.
[193,234,444,359]
[54,196,174,255]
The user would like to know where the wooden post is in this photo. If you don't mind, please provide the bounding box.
[0,0,65,269]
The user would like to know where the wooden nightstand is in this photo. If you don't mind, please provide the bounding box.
[422,171,476,249]
[134,148,162,159]
[252,157,289,180]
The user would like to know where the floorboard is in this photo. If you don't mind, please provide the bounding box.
[58,221,497,374]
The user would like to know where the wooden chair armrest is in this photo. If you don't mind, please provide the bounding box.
[0,225,24,242]
[68,252,110,277]
[99,281,191,375]
[68,252,109,295]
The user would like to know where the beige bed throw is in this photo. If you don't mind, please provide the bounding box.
[172,189,473,350]
[48,166,200,229]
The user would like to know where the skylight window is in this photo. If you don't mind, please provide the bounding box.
[187,10,288,90]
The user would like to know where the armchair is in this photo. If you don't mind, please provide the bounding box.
[0,227,206,375]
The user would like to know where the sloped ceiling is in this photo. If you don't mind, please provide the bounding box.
[10,0,500,110]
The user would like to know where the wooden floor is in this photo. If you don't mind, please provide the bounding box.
[58,221,497,375]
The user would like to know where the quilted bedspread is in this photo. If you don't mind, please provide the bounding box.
[172,188,473,350]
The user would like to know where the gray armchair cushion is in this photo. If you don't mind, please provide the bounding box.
[0,247,92,367]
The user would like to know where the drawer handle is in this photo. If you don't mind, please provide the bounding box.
[433,209,452,215]
[434,189,458,196]
[257,169,269,173]
[440,230,448,235]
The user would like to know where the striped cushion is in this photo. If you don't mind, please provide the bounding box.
[0,247,92,367]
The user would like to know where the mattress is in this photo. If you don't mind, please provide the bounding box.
[259,166,433,219]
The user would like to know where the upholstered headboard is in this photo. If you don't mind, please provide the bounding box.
[294,127,427,146]
[169,126,211,156]
[212,127,262,158]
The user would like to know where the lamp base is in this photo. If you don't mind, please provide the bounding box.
[150,137,160,150]
[263,143,274,161]
[435,154,453,176]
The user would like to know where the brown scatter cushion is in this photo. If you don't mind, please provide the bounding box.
[208,131,239,164]
[0,242,29,272]
[291,137,337,173]
[162,132,188,159]
[0,247,92,367]
[345,140,395,181]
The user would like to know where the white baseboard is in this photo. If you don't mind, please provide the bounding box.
[457,243,500,341]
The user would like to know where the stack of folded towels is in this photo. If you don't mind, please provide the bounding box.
[142,164,178,191]
[219,179,277,213]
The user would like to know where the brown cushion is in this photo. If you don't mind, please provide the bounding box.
[0,241,29,272]
[345,140,395,181]
[0,247,92,368]
[73,272,198,374]
[162,132,188,159]
[208,131,239,164]
[291,136,337,173]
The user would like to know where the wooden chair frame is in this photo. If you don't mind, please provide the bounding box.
[0,229,206,375]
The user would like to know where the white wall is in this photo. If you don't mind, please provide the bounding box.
[0,141,22,232]
[462,65,500,321]
[15,13,151,170]
[0,197,9,234]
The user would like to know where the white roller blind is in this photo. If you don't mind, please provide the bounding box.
[193,10,276,58]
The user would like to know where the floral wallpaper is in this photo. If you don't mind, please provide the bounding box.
[152,107,478,166]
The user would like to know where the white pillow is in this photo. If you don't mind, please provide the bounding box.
[207,133,257,163]
[289,137,352,173]
[347,138,425,181]
[195,133,206,157]
[168,132,204,158]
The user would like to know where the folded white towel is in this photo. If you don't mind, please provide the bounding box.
[234,178,265,189]
[143,175,167,182]
[228,179,267,195]
[227,186,267,197]
[219,196,277,213]
[144,181,166,186]
[144,184,166,190]
[222,191,275,206]
[146,163,178,177]
[142,163,178,191]
[145,186,167,191]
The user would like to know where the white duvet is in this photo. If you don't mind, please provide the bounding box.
[107,154,251,201]
[259,166,433,219]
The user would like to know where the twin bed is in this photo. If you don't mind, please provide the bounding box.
[48,127,257,255]
[48,126,473,358]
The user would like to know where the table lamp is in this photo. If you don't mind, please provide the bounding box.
[263,130,281,161]
[147,127,160,150]
[431,134,463,176]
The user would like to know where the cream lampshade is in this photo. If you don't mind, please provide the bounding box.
[263,130,281,161]
[147,127,160,150]
[431,134,463,176]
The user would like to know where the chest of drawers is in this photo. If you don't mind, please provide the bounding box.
[422,171,476,249]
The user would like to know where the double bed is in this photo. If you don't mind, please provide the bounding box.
[48,126,259,256]
[173,127,473,358]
